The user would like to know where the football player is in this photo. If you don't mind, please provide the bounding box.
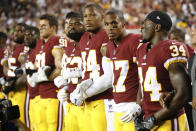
[30,14,64,131]
[2,23,30,126]
[135,11,190,131]
[70,3,114,131]
[104,9,142,130]
[0,32,7,99]
[17,26,40,130]
[54,11,85,131]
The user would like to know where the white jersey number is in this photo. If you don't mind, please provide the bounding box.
[35,53,46,69]
[81,50,100,79]
[7,58,17,77]
[138,67,162,101]
[113,60,129,93]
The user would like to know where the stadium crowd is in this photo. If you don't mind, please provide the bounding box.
[0,0,196,42]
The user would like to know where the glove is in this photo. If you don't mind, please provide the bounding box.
[36,66,51,82]
[2,77,16,94]
[76,78,93,94]
[54,76,68,88]
[14,68,37,77]
[14,67,26,76]
[134,115,156,131]
[120,103,142,123]
[27,73,38,87]
[61,67,82,79]
[70,88,84,106]
[57,86,69,103]
[0,77,6,85]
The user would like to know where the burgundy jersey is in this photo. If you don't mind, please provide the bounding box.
[186,44,194,57]
[35,36,65,98]
[0,48,5,77]
[7,44,24,77]
[25,46,39,99]
[136,40,189,118]
[106,34,141,104]
[62,41,82,94]
[79,30,113,101]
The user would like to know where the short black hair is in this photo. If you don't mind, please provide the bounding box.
[40,14,58,32]
[26,26,40,37]
[84,3,104,14]
[0,32,7,40]
[170,28,185,41]
[66,11,83,20]
[16,23,28,30]
[105,9,125,22]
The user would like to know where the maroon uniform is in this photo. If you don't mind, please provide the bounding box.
[79,29,113,101]
[136,40,189,118]
[7,44,24,77]
[106,34,141,104]
[0,48,5,77]
[35,36,64,98]
[62,41,82,94]
[25,47,39,99]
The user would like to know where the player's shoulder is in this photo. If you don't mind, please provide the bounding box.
[126,33,142,44]
[158,40,184,47]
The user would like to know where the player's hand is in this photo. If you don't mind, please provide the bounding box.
[0,77,6,85]
[61,67,82,79]
[54,76,67,88]
[27,73,38,87]
[14,67,26,77]
[134,115,156,131]
[76,78,93,93]
[192,96,196,110]
[36,66,51,82]
[57,86,69,103]
[159,90,176,108]
[70,88,84,106]
[120,103,142,123]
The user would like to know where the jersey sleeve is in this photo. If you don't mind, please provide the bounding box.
[51,36,64,54]
[161,42,189,70]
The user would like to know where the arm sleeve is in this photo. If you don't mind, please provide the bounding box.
[85,56,113,97]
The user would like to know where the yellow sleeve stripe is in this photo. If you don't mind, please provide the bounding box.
[164,57,187,70]
[51,46,62,54]
[1,58,8,66]
[133,57,136,63]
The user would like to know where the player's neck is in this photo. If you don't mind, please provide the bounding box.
[44,32,56,42]
[150,34,168,48]
[113,31,127,46]
[89,27,102,38]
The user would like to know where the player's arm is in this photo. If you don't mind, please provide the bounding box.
[49,47,64,81]
[2,60,9,76]
[70,45,113,106]
[82,45,112,96]
[138,62,190,130]
[154,62,190,121]
[135,62,190,130]
[136,84,142,105]
[85,56,113,97]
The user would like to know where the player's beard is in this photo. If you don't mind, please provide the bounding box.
[14,38,24,44]
[67,31,85,42]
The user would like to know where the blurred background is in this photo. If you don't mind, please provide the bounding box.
[0,0,195,45]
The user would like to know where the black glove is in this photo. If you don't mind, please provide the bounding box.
[14,68,25,76]
[134,115,156,131]
[26,69,36,75]
[14,68,37,76]
[2,77,16,94]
